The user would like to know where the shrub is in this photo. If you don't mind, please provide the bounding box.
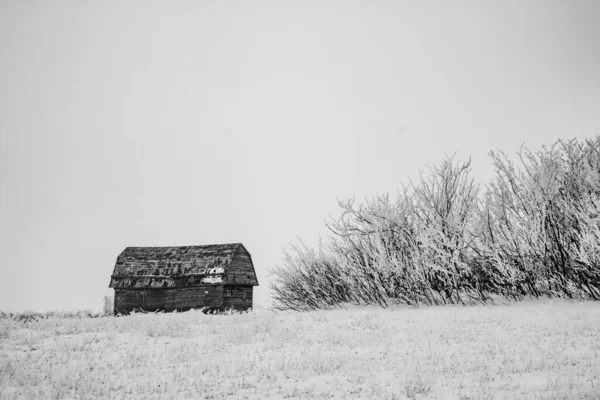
[102,295,114,316]
[477,138,600,299]
[270,137,600,311]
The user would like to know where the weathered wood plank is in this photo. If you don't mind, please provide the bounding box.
[114,285,225,313]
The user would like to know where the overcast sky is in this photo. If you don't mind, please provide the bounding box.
[1,0,599,312]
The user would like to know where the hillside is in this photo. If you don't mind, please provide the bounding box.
[1,299,599,399]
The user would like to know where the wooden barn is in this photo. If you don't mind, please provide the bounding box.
[108,243,258,314]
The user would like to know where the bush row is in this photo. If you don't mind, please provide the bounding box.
[270,137,600,310]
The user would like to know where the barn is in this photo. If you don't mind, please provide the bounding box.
[108,243,258,314]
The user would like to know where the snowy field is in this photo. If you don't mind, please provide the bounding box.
[1,298,599,400]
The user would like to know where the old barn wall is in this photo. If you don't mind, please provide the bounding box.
[227,248,258,286]
[222,285,253,310]
[114,285,224,313]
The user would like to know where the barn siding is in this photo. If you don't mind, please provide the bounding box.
[222,285,253,310]
[226,248,258,286]
[114,285,224,313]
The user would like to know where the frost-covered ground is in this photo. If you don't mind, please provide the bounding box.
[1,298,599,399]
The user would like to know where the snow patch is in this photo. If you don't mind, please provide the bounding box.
[201,276,223,284]
[205,267,225,274]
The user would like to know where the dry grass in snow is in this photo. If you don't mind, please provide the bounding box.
[1,299,599,399]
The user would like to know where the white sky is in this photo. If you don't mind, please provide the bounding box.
[1,0,599,312]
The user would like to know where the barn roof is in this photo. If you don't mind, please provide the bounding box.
[109,243,254,289]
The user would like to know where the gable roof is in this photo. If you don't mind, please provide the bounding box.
[109,243,255,289]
